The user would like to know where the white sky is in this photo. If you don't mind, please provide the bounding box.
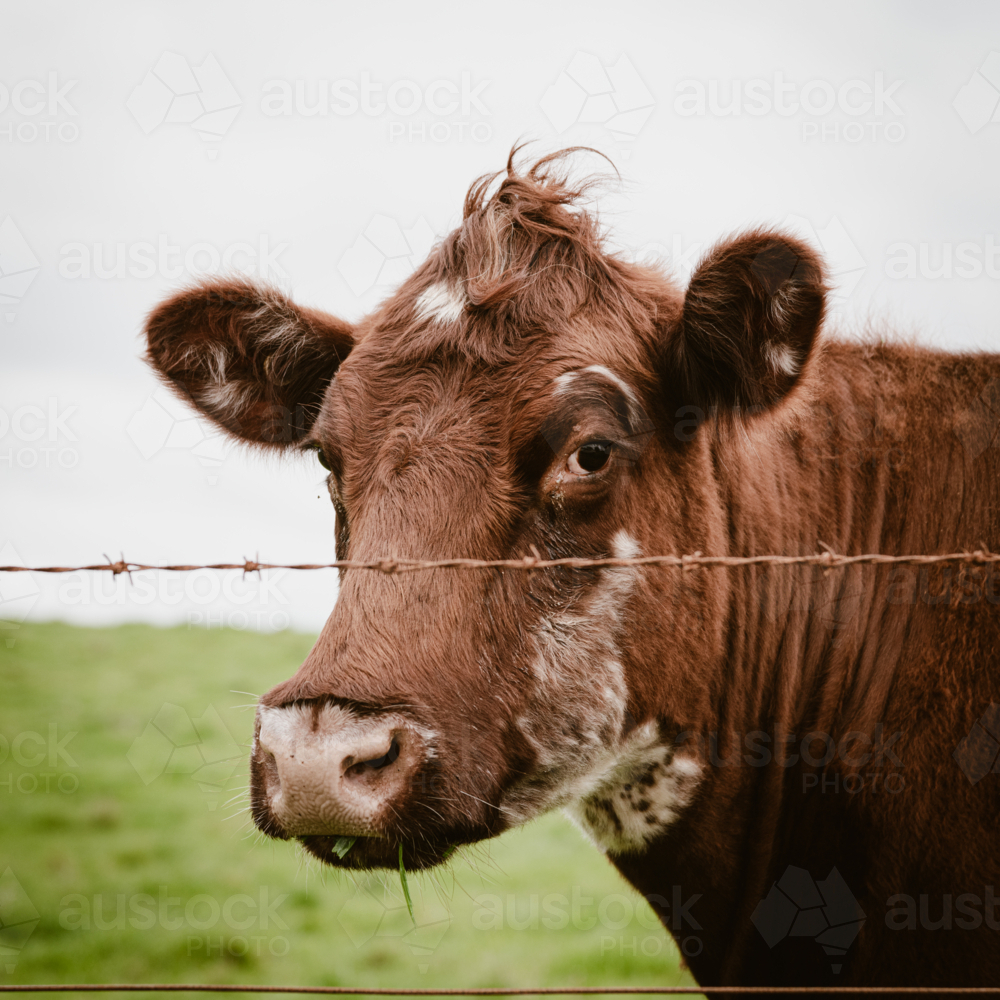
[2,0,999,635]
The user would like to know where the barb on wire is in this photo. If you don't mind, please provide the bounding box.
[0,549,997,576]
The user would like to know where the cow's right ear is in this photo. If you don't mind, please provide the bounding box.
[144,278,354,447]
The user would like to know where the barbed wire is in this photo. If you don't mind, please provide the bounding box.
[2,987,1000,996]
[0,548,998,577]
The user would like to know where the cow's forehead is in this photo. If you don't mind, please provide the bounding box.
[320,330,648,451]
[315,210,672,449]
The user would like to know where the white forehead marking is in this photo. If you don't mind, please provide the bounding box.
[553,365,641,421]
[764,341,800,378]
[415,281,465,325]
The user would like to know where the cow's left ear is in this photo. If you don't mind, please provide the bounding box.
[144,277,355,447]
[667,230,826,417]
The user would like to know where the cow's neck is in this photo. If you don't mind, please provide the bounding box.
[594,344,936,983]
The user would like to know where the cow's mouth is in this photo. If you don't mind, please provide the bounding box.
[298,833,456,871]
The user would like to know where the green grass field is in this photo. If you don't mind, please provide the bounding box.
[0,622,697,996]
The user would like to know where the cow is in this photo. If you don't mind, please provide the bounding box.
[144,149,1000,991]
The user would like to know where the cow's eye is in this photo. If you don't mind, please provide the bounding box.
[312,447,332,471]
[568,441,612,475]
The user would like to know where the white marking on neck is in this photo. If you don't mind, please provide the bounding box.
[611,529,640,560]
[500,530,700,852]
[415,281,465,325]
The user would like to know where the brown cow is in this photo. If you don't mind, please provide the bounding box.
[144,150,1000,991]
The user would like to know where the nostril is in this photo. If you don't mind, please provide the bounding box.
[346,738,400,777]
[259,749,279,786]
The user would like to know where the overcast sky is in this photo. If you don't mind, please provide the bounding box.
[2,0,999,637]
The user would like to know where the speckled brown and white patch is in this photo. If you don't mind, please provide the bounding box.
[564,734,701,854]
[498,531,701,845]
[498,530,637,825]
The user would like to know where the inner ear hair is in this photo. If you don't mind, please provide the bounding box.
[144,277,354,447]
[674,229,827,417]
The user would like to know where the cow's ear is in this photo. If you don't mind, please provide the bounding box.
[668,230,826,419]
[144,278,354,447]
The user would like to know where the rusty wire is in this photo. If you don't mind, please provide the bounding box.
[2,987,1000,996]
[0,549,998,577]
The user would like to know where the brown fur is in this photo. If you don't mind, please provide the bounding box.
[144,149,1000,991]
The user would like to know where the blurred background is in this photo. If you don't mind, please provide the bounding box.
[1,0,999,990]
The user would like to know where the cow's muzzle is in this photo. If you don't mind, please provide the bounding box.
[250,700,426,840]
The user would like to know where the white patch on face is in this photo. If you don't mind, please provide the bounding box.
[499,531,699,850]
[553,366,642,425]
[764,340,800,378]
[611,529,640,560]
[553,371,577,393]
[415,281,466,325]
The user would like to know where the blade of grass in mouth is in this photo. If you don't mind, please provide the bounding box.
[398,843,414,922]
[332,836,356,859]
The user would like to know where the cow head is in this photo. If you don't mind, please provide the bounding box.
[145,151,825,871]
